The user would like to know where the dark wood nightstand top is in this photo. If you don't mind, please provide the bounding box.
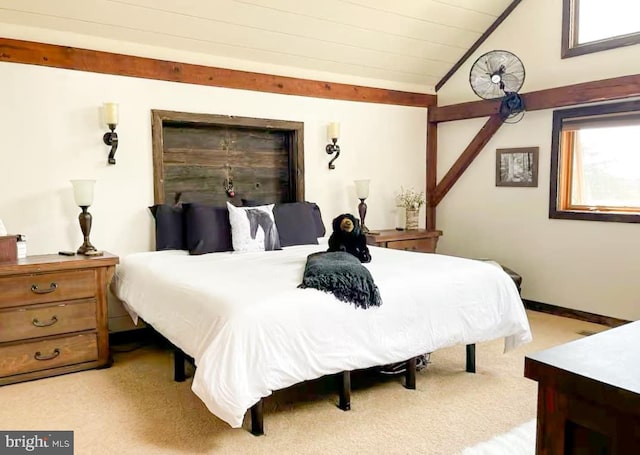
[366,229,443,243]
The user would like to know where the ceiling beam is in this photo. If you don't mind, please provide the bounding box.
[434,0,523,92]
[0,37,436,108]
[431,115,504,206]
[429,73,640,123]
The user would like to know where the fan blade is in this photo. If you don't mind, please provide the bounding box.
[470,75,503,99]
[490,54,507,73]
[484,55,499,76]
[501,73,524,93]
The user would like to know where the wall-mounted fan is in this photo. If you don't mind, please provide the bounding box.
[469,50,526,123]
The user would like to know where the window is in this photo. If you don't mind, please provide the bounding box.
[562,0,640,58]
[550,100,640,223]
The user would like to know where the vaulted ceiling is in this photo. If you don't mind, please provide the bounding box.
[0,0,516,93]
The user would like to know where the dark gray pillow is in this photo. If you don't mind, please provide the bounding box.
[183,203,233,255]
[273,202,320,247]
[307,202,326,238]
[149,204,186,251]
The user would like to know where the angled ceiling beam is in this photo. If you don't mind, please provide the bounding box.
[431,114,504,206]
[0,37,436,108]
[435,0,523,92]
[429,73,640,123]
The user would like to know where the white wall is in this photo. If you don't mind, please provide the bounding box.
[0,62,427,258]
[437,0,640,320]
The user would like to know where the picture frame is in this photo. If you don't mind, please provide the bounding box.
[496,147,539,187]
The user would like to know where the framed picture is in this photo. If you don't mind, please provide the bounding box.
[496,147,539,187]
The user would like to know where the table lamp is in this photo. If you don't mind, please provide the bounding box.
[354,179,370,233]
[71,179,98,255]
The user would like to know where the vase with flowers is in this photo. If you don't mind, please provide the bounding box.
[397,187,425,230]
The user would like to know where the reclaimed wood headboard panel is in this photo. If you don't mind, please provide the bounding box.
[151,110,304,205]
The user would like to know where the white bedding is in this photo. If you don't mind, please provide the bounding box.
[112,240,531,428]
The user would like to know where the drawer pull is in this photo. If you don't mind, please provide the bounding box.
[30,282,58,294]
[34,348,61,361]
[32,316,58,327]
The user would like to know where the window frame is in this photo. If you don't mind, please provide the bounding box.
[561,0,640,58]
[549,100,640,223]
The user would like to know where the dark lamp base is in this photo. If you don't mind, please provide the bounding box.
[77,243,97,255]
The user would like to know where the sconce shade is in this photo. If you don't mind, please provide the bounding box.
[103,102,119,125]
[71,179,96,206]
[328,122,340,140]
[354,179,370,199]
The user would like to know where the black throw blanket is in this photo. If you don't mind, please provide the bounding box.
[298,251,382,309]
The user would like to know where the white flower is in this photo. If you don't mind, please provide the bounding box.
[397,187,425,209]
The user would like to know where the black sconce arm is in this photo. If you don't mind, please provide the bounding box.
[326,139,340,170]
[103,124,118,165]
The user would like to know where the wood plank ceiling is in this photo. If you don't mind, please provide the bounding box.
[0,0,514,93]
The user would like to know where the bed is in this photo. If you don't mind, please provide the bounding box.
[112,236,531,432]
[116,110,532,434]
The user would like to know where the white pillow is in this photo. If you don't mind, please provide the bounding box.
[226,202,281,252]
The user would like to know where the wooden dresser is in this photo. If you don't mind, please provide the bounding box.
[366,229,443,253]
[0,253,118,385]
[525,321,640,453]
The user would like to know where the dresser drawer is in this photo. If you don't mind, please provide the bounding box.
[0,299,97,343]
[387,238,437,253]
[0,270,96,309]
[0,333,98,378]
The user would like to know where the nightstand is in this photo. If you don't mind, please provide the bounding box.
[366,229,443,253]
[0,252,119,385]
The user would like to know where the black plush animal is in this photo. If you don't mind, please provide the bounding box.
[327,213,371,263]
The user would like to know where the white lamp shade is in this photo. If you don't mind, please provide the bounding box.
[71,179,96,206]
[354,179,370,199]
[103,102,119,125]
[327,122,340,140]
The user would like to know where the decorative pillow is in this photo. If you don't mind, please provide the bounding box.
[227,202,281,252]
[273,202,319,247]
[183,203,233,255]
[307,202,326,238]
[148,204,186,251]
[243,199,326,239]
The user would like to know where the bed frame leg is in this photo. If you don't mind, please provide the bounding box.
[405,357,417,389]
[466,344,476,373]
[250,399,264,436]
[338,371,351,411]
[174,348,186,382]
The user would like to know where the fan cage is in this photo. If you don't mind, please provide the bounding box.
[469,50,525,100]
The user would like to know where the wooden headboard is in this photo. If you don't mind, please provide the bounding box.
[151,110,304,205]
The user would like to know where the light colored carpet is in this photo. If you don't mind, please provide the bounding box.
[0,311,606,455]
[461,419,535,455]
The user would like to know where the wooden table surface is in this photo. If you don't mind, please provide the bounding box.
[525,320,640,454]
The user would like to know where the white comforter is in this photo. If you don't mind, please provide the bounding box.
[112,241,531,428]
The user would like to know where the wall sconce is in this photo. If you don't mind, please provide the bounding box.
[326,122,340,169]
[102,102,119,165]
